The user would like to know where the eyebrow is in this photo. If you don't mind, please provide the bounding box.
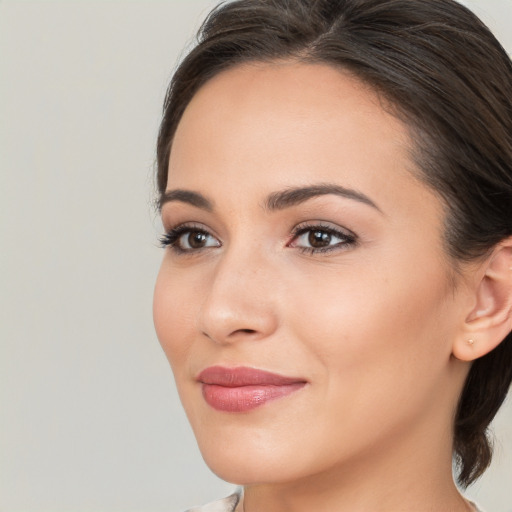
[159,183,381,214]
[264,183,382,213]
[159,189,213,212]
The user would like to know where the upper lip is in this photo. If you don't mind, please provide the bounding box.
[198,366,307,387]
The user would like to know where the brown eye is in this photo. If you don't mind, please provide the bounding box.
[290,224,357,254]
[159,226,221,253]
[177,229,220,251]
[188,231,208,249]
[308,230,332,248]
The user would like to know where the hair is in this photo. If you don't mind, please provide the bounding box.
[156,0,512,488]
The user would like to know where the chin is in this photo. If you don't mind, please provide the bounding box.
[201,448,293,485]
[192,419,343,487]
[190,421,300,485]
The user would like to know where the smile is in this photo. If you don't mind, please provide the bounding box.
[197,366,307,412]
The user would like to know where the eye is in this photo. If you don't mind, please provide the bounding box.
[160,225,221,253]
[289,223,357,254]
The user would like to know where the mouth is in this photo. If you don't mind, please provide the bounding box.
[197,366,307,413]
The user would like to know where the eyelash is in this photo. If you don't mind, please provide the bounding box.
[290,222,357,254]
[159,222,357,255]
[159,223,215,255]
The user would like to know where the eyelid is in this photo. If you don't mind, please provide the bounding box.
[288,221,358,254]
[159,222,221,254]
[159,220,358,255]
[289,220,357,240]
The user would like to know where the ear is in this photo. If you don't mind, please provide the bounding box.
[453,238,512,362]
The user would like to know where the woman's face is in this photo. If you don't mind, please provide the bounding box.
[154,62,469,485]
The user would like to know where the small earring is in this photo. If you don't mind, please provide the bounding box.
[467,339,475,346]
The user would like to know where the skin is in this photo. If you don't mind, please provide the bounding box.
[153,62,478,511]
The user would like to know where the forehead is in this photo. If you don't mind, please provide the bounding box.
[167,61,438,221]
[173,61,408,149]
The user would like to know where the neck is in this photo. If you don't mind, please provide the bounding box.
[242,415,470,512]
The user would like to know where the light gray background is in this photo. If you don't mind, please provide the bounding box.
[1,1,511,511]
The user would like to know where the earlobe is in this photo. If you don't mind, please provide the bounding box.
[452,239,512,362]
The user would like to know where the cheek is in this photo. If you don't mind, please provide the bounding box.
[153,262,198,369]
[273,261,456,471]
[287,256,454,395]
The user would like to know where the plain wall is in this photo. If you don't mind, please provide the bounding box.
[0,1,510,511]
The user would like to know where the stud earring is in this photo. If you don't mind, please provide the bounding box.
[467,339,475,346]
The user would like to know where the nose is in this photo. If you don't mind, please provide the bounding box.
[197,247,279,345]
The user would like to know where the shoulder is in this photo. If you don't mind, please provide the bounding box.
[183,488,243,512]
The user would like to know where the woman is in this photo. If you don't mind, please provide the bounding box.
[153,0,512,510]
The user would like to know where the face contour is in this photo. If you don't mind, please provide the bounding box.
[153,62,468,486]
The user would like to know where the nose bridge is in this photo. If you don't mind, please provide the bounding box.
[197,238,279,344]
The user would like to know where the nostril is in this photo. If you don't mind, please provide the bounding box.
[201,328,258,343]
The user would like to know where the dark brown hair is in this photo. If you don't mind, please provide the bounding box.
[156,0,512,487]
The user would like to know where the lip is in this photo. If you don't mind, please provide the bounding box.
[197,366,307,412]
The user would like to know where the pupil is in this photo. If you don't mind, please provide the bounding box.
[309,230,331,248]
[189,231,207,248]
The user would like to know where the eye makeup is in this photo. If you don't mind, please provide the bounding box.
[160,220,358,256]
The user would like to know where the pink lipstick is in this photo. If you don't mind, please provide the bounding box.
[198,366,307,412]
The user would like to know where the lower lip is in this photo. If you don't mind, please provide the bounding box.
[201,383,306,412]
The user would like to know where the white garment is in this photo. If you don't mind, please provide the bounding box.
[184,488,243,512]
[185,489,484,512]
